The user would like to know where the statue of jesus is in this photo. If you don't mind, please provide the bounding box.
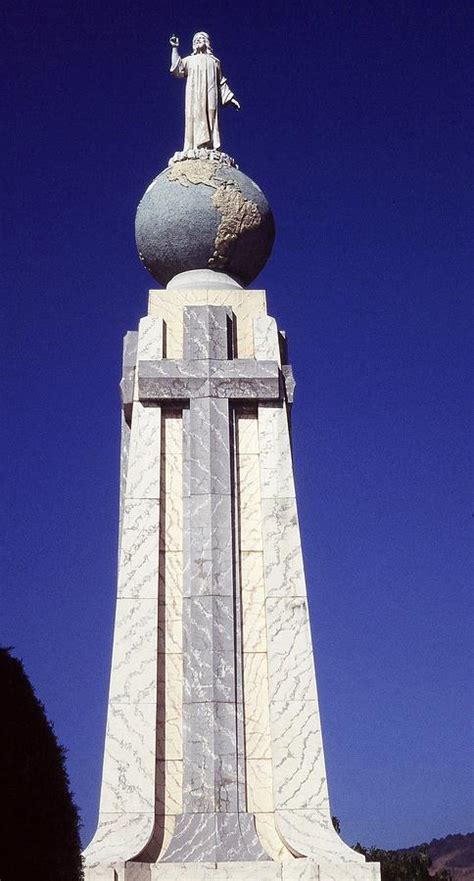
[170,32,240,152]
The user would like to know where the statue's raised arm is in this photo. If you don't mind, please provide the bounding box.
[169,34,183,76]
[169,32,240,154]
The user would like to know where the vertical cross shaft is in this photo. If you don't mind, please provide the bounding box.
[137,305,280,862]
[182,308,240,826]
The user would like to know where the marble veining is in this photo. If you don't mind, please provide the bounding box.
[148,289,266,359]
[126,405,162,500]
[261,498,306,598]
[118,500,160,599]
[85,295,379,881]
[108,598,158,704]
[160,306,271,863]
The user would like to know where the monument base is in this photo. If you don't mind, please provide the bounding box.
[85,857,380,881]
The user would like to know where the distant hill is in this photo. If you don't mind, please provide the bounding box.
[408,833,474,881]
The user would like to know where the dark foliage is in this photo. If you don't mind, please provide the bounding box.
[419,834,474,875]
[0,648,83,881]
[354,842,453,881]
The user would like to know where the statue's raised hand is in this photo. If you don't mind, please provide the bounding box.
[169,34,179,48]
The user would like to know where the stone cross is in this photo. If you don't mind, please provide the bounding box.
[137,305,280,863]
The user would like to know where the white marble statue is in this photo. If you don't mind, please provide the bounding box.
[170,32,240,152]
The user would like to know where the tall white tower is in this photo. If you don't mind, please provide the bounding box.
[83,34,380,881]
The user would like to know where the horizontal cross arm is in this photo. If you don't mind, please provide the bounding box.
[138,359,281,401]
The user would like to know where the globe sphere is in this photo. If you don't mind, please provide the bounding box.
[135,159,275,287]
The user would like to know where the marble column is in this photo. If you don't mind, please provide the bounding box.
[83,288,379,881]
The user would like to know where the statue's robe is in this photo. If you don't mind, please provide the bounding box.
[171,52,235,151]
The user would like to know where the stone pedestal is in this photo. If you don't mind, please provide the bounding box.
[83,288,379,881]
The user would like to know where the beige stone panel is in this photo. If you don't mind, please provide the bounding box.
[148,289,267,359]
[238,454,261,506]
[158,815,176,862]
[158,599,182,655]
[161,411,183,553]
[240,551,265,596]
[242,595,266,653]
[165,316,184,360]
[234,322,254,358]
[247,758,274,812]
[163,452,184,499]
[159,652,183,717]
[156,651,183,770]
[163,410,183,475]
[240,506,263,551]
[254,814,294,863]
[157,703,182,761]
[243,653,271,760]
[159,551,183,607]
[254,314,281,364]
[243,653,268,705]
[164,452,184,497]
[164,714,182,761]
[238,454,263,552]
[137,315,164,360]
[160,492,183,551]
[240,551,266,652]
[155,759,183,815]
[222,290,267,358]
[236,409,259,455]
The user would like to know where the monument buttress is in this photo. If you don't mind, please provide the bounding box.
[82,29,380,881]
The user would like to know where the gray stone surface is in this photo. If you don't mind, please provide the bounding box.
[186,541,234,598]
[123,330,139,367]
[138,359,280,401]
[119,331,139,555]
[162,814,268,863]
[184,305,232,360]
[189,401,231,495]
[120,332,138,422]
[151,305,280,863]
[181,700,242,811]
[282,364,296,404]
[135,160,275,287]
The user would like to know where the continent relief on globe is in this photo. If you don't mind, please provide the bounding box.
[167,160,262,271]
[135,158,275,287]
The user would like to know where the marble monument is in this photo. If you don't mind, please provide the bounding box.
[170,32,240,156]
[83,32,380,881]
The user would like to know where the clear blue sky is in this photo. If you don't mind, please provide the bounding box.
[2,0,472,852]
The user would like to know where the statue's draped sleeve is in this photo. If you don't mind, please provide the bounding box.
[170,53,187,77]
[218,67,235,105]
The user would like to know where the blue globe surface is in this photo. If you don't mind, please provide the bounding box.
[135,158,275,287]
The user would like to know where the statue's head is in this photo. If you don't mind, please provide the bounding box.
[192,32,212,54]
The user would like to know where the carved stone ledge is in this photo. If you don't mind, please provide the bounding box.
[168,148,238,168]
